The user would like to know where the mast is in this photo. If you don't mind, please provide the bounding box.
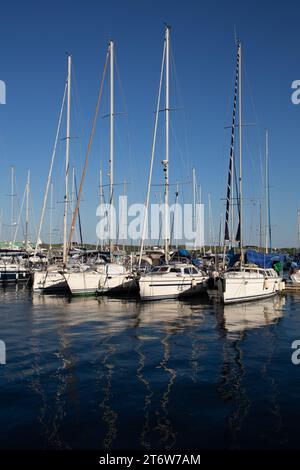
[0,208,2,240]
[297,208,300,251]
[138,31,166,266]
[224,42,239,247]
[259,203,262,251]
[265,129,272,253]
[99,166,103,250]
[208,193,214,252]
[192,167,196,235]
[71,166,76,247]
[63,54,71,265]
[123,178,126,252]
[238,42,243,263]
[25,169,30,250]
[163,25,170,263]
[109,40,114,257]
[49,181,53,251]
[265,130,268,254]
[10,166,15,246]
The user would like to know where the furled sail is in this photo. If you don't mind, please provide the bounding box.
[224,42,240,242]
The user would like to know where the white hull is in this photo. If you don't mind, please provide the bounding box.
[290,270,300,284]
[217,268,284,304]
[64,271,100,295]
[97,273,136,294]
[33,270,67,292]
[64,264,132,296]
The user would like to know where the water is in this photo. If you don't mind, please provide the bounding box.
[0,286,300,451]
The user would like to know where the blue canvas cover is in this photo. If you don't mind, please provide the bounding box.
[245,250,273,268]
[178,249,192,258]
[227,250,285,269]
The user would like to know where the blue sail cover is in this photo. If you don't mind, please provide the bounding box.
[178,249,192,258]
[245,250,274,268]
[227,250,285,268]
[246,250,284,268]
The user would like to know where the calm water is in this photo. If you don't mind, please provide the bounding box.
[0,286,300,451]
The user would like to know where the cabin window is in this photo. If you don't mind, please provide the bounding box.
[191,267,198,274]
[151,267,159,272]
[184,268,191,274]
[170,268,181,273]
[159,267,169,272]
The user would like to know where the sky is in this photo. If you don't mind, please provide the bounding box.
[0,0,300,247]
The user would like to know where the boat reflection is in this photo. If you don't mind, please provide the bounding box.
[134,300,206,450]
[222,296,285,338]
[215,296,286,449]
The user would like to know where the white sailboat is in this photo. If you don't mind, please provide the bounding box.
[64,41,131,296]
[33,54,72,293]
[138,26,208,301]
[216,42,284,304]
[139,263,208,300]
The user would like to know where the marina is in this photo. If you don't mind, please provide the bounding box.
[1,0,300,464]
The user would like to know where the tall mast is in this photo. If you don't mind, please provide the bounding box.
[192,168,197,250]
[265,129,269,254]
[25,169,30,250]
[99,166,103,251]
[109,40,114,257]
[122,178,126,252]
[238,42,243,263]
[71,166,75,247]
[49,181,53,251]
[224,42,239,248]
[138,32,166,266]
[259,202,262,251]
[10,166,15,246]
[163,26,170,263]
[0,208,2,240]
[63,54,71,265]
[192,167,196,235]
[298,208,300,250]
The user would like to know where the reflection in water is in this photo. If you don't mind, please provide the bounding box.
[134,328,153,450]
[31,294,82,448]
[135,301,206,450]
[216,296,285,449]
[1,288,296,450]
[222,296,285,338]
[135,302,181,450]
[155,330,177,450]
[100,340,118,450]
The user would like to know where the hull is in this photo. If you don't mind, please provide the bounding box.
[290,271,300,284]
[33,271,68,294]
[64,271,100,296]
[217,272,282,304]
[97,275,137,295]
[0,266,31,284]
[139,275,207,300]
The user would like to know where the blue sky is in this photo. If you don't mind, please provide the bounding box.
[0,0,299,247]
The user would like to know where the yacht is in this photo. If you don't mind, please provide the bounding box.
[216,265,284,304]
[139,263,208,300]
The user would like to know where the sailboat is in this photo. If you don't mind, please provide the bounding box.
[0,167,31,284]
[64,41,133,296]
[33,55,72,294]
[216,41,284,304]
[138,26,208,301]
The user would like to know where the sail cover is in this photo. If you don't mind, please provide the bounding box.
[227,249,285,269]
